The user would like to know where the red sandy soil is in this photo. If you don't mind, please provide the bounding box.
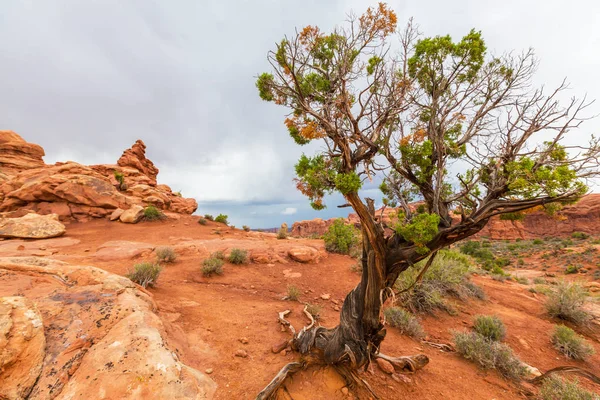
[13,216,600,399]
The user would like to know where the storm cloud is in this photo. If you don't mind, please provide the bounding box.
[1,0,598,227]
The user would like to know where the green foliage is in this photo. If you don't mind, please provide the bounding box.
[143,205,165,221]
[334,172,362,194]
[126,262,162,288]
[202,257,224,277]
[551,325,595,360]
[540,376,600,400]
[565,265,579,274]
[114,171,125,190]
[499,212,525,221]
[453,331,526,380]
[384,307,425,339]
[395,250,481,314]
[305,303,322,320]
[473,315,506,342]
[256,73,275,101]
[394,212,440,254]
[204,214,214,221]
[242,225,251,232]
[228,248,248,265]
[215,214,228,225]
[198,218,207,225]
[545,281,591,325]
[571,231,590,240]
[533,239,544,245]
[211,250,225,260]
[286,285,300,301]
[323,219,359,254]
[155,246,177,264]
[277,227,288,240]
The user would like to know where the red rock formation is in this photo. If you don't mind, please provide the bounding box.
[0,131,45,178]
[0,132,197,221]
[292,195,600,240]
[117,139,159,185]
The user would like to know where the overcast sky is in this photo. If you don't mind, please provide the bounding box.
[1,1,599,228]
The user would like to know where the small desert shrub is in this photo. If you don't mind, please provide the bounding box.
[214,214,228,225]
[395,250,480,314]
[571,231,590,240]
[305,303,322,320]
[533,277,546,285]
[174,191,182,197]
[464,281,486,300]
[198,218,207,225]
[514,276,529,285]
[533,238,544,245]
[204,214,214,221]
[277,227,288,239]
[114,171,126,190]
[473,315,506,342]
[545,281,591,325]
[350,262,363,274]
[535,284,553,295]
[286,285,300,301]
[551,325,595,360]
[155,246,177,263]
[540,376,600,400]
[565,265,579,274]
[228,248,248,264]
[384,307,425,339]
[202,257,224,276]
[242,225,250,232]
[143,205,165,221]
[211,250,225,260]
[453,331,526,380]
[126,262,162,288]
[323,219,359,255]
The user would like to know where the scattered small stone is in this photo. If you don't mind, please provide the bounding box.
[205,368,213,374]
[376,358,395,374]
[272,340,288,353]
[280,350,286,356]
[334,306,340,311]
[239,337,249,344]
[341,387,349,396]
[320,294,331,300]
[332,299,339,305]
[234,349,248,358]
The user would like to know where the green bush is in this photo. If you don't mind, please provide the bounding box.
[155,246,177,263]
[384,307,425,339]
[202,257,224,276]
[545,281,591,325]
[143,205,165,221]
[565,265,579,274]
[473,315,506,342]
[277,227,288,239]
[453,331,526,380]
[514,276,529,285]
[323,219,359,254]
[551,325,595,360]
[126,262,162,288]
[540,376,600,400]
[395,250,481,314]
[242,225,251,232]
[533,239,544,245]
[286,285,300,301]
[533,277,546,284]
[305,303,322,320]
[204,214,214,221]
[198,218,207,225]
[211,250,225,260]
[114,171,126,190]
[228,248,248,264]
[571,231,589,240]
[215,214,228,225]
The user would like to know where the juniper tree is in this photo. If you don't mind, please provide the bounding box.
[256,3,599,398]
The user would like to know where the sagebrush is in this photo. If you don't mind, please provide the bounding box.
[126,262,162,288]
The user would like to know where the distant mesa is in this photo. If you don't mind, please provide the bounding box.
[0,130,197,222]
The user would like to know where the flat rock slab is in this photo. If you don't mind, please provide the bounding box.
[95,240,155,261]
[0,237,80,256]
[0,257,216,399]
[0,213,66,239]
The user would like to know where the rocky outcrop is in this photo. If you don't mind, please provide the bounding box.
[0,131,45,178]
[117,139,159,186]
[0,213,66,239]
[0,257,216,399]
[0,297,46,400]
[292,195,600,240]
[0,133,197,221]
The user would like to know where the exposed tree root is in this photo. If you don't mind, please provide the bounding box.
[376,353,430,373]
[256,362,304,400]
[528,366,600,386]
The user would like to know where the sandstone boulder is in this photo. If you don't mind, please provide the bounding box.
[288,246,320,263]
[0,257,216,399]
[120,205,145,224]
[117,139,159,186]
[0,296,46,399]
[110,208,125,221]
[0,131,45,177]
[0,213,66,239]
